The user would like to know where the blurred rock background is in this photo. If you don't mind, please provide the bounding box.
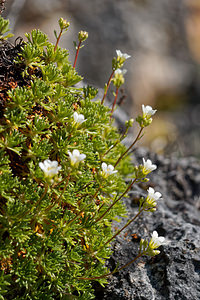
[2,0,200,157]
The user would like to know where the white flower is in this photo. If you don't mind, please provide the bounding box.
[147,187,162,202]
[39,159,61,178]
[73,112,86,125]
[114,69,127,75]
[101,162,118,177]
[68,149,86,166]
[142,105,157,118]
[116,50,131,60]
[144,187,162,210]
[150,231,165,249]
[142,158,157,174]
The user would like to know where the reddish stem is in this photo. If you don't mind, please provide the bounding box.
[110,87,119,117]
[73,41,82,68]
[101,70,115,105]
[103,127,127,157]
[95,178,137,224]
[66,207,85,227]
[54,29,63,52]
[114,127,143,168]
[93,186,101,199]
[102,208,144,249]
[78,252,143,280]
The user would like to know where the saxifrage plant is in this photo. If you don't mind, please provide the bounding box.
[0,16,165,299]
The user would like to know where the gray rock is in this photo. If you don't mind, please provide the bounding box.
[94,148,200,299]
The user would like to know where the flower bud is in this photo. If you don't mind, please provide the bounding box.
[152,250,160,256]
[112,69,127,88]
[59,18,70,31]
[125,118,134,128]
[78,31,88,42]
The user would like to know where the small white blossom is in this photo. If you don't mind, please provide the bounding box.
[147,187,162,202]
[116,50,131,60]
[142,105,157,118]
[39,159,61,178]
[68,149,86,166]
[114,69,127,75]
[73,112,86,125]
[144,187,162,210]
[101,162,118,177]
[142,158,157,174]
[150,231,165,249]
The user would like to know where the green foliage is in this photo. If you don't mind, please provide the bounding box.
[0,17,139,299]
[0,16,13,40]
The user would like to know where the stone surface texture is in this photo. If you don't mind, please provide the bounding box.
[94,148,200,300]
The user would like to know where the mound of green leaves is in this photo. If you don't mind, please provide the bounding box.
[0,17,135,299]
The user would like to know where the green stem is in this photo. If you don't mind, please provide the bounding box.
[66,207,86,228]
[76,181,94,193]
[34,183,48,209]
[44,173,71,213]
[54,174,71,188]
[89,201,104,224]
[94,178,137,224]
[93,186,101,200]
[101,70,115,105]
[57,173,71,206]
[20,183,48,218]
[103,141,119,157]
[97,202,105,212]
[114,127,143,168]
[66,185,101,227]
